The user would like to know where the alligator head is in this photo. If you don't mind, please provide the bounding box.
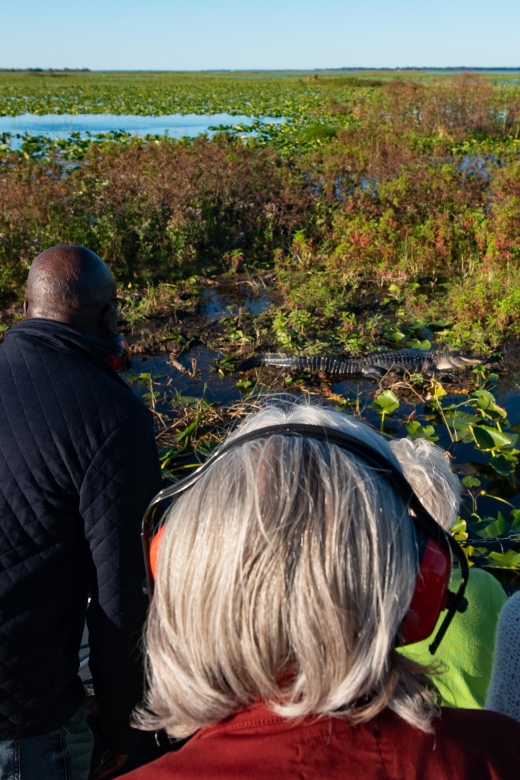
[434,354,483,371]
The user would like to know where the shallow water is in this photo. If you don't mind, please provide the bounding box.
[199,284,272,319]
[130,346,241,408]
[0,112,284,146]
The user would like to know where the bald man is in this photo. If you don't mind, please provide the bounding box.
[0,246,161,780]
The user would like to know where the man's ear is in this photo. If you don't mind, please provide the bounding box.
[100,303,117,336]
[23,300,28,319]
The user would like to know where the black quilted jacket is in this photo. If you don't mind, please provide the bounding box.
[0,319,162,752]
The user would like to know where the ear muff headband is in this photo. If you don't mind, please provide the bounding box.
[142,423,469,655]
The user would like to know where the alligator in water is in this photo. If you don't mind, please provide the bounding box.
[236,350,483,379]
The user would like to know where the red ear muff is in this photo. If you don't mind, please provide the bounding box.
[149,526,165,580]
[400,536,452,646]
[104,335,131,372]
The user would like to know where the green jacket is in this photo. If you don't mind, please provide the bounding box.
[399,568,507,709]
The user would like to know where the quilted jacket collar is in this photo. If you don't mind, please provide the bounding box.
[6,318,130,390]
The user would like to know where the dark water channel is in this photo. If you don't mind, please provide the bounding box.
[127,282,274,406]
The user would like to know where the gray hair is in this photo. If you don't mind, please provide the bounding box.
[135,403,439,738]
[389,437,461,532]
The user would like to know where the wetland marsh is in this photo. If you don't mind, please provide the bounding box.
[2,70,520,580]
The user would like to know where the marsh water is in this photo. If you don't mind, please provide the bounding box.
[0,113,284,146]
[129,346,520,448]
[124,284,520,490]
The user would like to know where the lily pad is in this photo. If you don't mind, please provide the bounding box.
[372,390,400,415]
[472,425,514,452]
[462,475,481,488]
[487,550,520,569]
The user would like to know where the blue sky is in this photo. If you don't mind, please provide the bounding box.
[2,0,519,70]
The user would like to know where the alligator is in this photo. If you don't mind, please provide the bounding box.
[236,350,483,379]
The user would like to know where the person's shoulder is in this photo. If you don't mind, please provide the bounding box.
[437,706,520,746]
[68,361,149,429]
[118,710,520,780]
[379,708,520,779]
[491,590,520,652]
[59,349,148,420]
[451,566,507,606]
[451,566,501,588]
[440,705,520,726]
[497,589,520,622]
[377,708,520,779]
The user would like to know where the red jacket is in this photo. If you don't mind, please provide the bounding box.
[121,702,520,779]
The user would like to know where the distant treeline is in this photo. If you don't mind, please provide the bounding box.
[0,67,518,74]
[0,68,90,72]
[333,67,520,72]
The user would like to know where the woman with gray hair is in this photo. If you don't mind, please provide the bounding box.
[122,404,520,779]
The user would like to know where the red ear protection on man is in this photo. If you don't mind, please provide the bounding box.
[103,333,132,372]
[142,423,468,655]
[85,331,132,372]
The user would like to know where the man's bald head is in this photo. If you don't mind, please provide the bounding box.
[25,245,118,337]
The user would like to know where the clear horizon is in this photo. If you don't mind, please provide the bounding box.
[2,0,519,71]
[2,68,519,72]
